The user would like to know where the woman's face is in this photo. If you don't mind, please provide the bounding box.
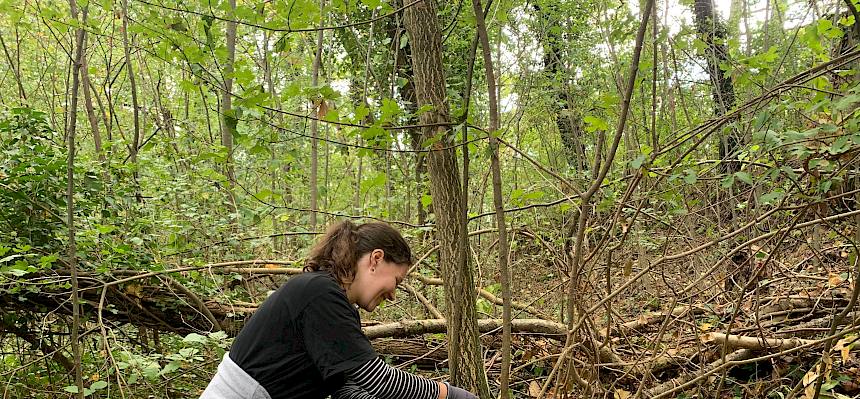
[349,249,408,312]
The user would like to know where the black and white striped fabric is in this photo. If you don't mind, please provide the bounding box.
[333,357,439,399]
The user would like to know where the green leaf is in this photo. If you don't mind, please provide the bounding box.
[182,333,208,344]
[90,381,107,390]
[380,99,401,123]
[720,174,735,188]
[734,171,754,185]
[683,170,698,185]
[828,136,851,155]
[630,154,646,169]
[0,254,24,264]
[420,194,432,208]
[64,385,80,394]
[759,190,784,205]
[583,115,608,132]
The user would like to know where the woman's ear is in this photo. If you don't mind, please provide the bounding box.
[371,249,385,267]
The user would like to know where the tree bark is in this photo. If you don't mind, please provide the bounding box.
[401,2,490,396]
[533,3,586,170]
[309,0,325,230]
[0,31,26,101]
[693,0,739,174]
[121,0,141,178]
[471,1,512,397]
[220,0,239,219]
[67,1,88,396]
[80,42,105,166]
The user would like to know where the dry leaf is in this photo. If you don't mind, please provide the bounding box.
[623,259,633,276]
[522,349,534,362]
[528,381,541,398]
[828,272,844,287]
[264,263,280,269]
[614,389,632,399]
[835,338,851,363]
[699,322,713,332]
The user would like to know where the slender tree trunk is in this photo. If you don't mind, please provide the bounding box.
[220,0,239,219]
[0,31,25,101]
[402,2,490,397]
[67,1,88,397]
[120,0,140,178]
[81,47,105,165]
[309,0,325,230]
[471,2,511,398]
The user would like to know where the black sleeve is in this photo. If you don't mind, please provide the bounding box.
[300,280,378,381]
[333,380,379,399]
[345,357,440,399]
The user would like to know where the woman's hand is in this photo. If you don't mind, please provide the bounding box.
[443,382,478,399]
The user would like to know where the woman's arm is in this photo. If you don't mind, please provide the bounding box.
[332,380,378,399]
[344,358,476,399]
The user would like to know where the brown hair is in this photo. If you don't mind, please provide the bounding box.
[303,220,413,285]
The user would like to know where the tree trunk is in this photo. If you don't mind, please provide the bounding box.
[121,0,141,178]
[693,0,739,174]
[309,0,325,231]
[67,1,88,396]
[81,48,106,166]
[533,3,586,170]
[0,31,25,101]
[471,1,512,398]
[389,9,427,226]
[220,0,239,219]
[402,2,490,397]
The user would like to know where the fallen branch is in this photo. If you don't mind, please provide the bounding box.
[703,332,817,351]
[645,349,755,398]
[362,318,567,339]
[410,274,552,319]
[613,305,701,334]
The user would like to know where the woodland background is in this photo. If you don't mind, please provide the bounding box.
[1,0,860,397]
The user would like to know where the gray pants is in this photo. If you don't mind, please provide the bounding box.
[200,353,272,399]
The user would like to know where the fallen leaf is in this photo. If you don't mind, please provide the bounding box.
[528,381,541,398]
[828,273,844,287]
[835,338,851,363]
[614,389,632,399]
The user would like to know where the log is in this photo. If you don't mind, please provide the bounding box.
[702,332,816,351]
[362,319,567,339]
[612,305,702,335]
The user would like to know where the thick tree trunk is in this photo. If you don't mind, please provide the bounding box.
[693,0,739,174]
[388,9,428,226]
[401,2,490,397]
[533,3,586,170]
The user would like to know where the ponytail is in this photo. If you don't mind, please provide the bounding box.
[304,220,413,284]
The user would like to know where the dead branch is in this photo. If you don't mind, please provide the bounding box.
[362,318,567,339]
[703,332,817,351]
[645,349,755,398]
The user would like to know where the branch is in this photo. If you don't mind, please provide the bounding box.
[362,318,567,340]
[703,332,817,351]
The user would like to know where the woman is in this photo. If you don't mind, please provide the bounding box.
[201,221,478,399]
